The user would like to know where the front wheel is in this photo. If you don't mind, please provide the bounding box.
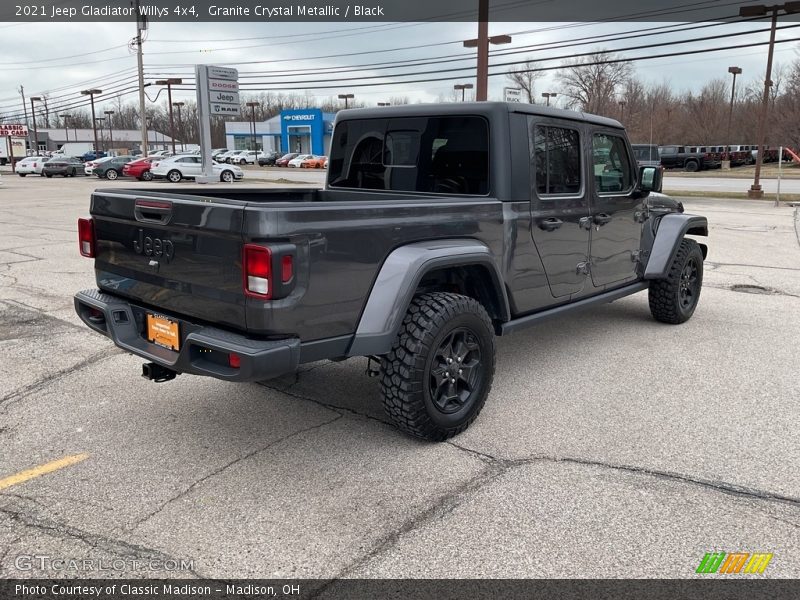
[380,292,496,441]
[167,170,182,183]
[45,173,52,178]
[649,238,704,324]
[684,160,699,172]
[18,173,26,177]
[220,170,234,183]
[142,171,153,181]
[105,169,119,180]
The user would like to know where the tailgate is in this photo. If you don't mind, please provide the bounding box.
[90,190,247,330]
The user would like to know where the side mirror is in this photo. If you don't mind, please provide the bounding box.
[638,165,663,194]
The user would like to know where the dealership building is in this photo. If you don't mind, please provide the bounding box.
[224,108,335,155]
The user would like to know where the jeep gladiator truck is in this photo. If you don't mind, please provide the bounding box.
[74,103,708,441]
[658,145,719,172]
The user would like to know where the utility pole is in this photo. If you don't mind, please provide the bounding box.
[741,2,800,198]
[29,96,41,154]
[156,79,182,154]
[18,85,32,154]
[105,110,115,151]
[464,0,511,101]
[172,102,185,150]
[619,100,626,121]
[60,114,70,143]
[246,101,259,152]
[134,0,148,157]
[80,89,102,156]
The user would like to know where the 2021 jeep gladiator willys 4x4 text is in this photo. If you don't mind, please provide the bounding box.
[74,103,708,441]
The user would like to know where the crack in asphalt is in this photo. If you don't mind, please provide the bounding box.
[310,461,505,596]
[0,504,202,578]
[0,349,123,413]
[446,442,800,508]
[706,260,800,272]
[125,412,344,536]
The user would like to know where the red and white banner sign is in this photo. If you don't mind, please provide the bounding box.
[0,124,28,136]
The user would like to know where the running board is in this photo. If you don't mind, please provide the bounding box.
[499,282,648,335]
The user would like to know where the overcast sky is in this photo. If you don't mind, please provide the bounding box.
[0,18,798,120]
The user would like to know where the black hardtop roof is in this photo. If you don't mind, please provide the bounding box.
[334,101,623,130]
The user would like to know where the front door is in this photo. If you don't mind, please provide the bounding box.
[529,119,591,298]
[589,131,644,287]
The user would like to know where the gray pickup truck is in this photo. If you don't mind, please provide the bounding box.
[75,103,708,441]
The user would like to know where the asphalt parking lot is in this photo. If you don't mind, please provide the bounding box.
[1,172,799,579]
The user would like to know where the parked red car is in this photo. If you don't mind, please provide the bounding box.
[122,157,156,181]
[275,153,299,167]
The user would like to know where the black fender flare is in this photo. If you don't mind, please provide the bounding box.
[347,239,510,357]
[644,213,708,279]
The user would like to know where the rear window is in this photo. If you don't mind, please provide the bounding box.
[328,115,489,195]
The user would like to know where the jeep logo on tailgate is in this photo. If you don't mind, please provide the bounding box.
[133,228,174,263]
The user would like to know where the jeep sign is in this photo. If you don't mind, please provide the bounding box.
[210,91,240,105]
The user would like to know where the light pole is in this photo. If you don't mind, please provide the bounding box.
[104,110,115,152]
[172,102,185,150]
[454,83,474,102]
[156,78,182,154]
[741,2,800,198]
[338,93,354,109]
[619,100,627,121]
[95,117,105,153]
[29,96,41,154]
[80,89,102,156]
[724,66,742,165]
[60,113,70,143]
[463,0,512,101]
[246,101,259,152]
[541,92,557,106]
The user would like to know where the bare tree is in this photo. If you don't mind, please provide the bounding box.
[557,50,632,116]
[506,59,544,103]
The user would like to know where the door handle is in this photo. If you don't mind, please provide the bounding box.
[579,216,594,230]
[593,213,613,226]
[538,217,563,231]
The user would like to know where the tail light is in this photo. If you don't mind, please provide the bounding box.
[243,244,271,298]
[281,255,294,283]
[228,353,241,368]
[78,218,95,258]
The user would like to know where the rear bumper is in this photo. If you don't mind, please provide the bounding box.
[74,289,300,382]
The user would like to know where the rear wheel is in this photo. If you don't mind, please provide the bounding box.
[220,170,234,183]
[18,173,26,177]
[167,170,182,183]
[45,173,52,178]
[649,238,704,324]
[380,292,496,441]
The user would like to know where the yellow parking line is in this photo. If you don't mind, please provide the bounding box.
[0,453,89,491]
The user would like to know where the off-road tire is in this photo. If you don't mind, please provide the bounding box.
[380,292,496,441]
[684,160,699,172]
[649,238,704,324]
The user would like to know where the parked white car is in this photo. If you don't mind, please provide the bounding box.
[16,156,47,176]
[84,156,116,176]
[150,155,244,182]
[216,150,240,163]
[230,150,265,165]
[287,154,313,168]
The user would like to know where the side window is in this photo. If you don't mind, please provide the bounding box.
[529,121,581,196]
[592,133,633,194]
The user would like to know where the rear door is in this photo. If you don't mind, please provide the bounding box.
[588,130,643,288]
[528,117,591,298]
[90,191,247,330]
